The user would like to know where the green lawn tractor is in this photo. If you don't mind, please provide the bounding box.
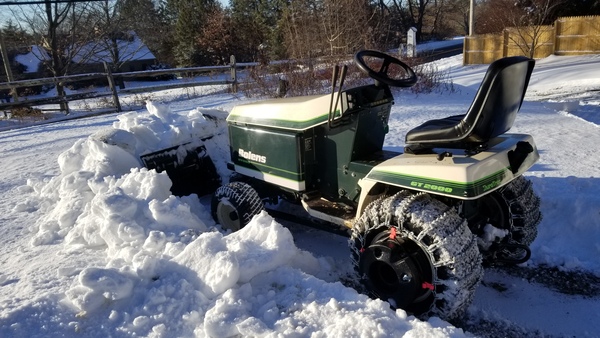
[211,50,542,320]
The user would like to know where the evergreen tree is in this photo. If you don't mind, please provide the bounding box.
[1,21,33,49]
[229,0,287,62]
[195,5,234,65]
[167,0,217,67]
[120,0,172,65]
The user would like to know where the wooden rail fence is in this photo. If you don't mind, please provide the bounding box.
[0,55,240,114]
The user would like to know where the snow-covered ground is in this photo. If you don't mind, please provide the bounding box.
[1,53,599,337]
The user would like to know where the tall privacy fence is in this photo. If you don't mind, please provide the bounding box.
[464,15,600,64]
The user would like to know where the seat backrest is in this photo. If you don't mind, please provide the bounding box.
[461,56,535,142]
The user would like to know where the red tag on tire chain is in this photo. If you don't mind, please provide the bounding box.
[389,227,397,240]
[422,282,435,290]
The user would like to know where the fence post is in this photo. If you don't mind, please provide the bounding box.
[463,37,468,65]
[55,79,70,115]
[503,29,509,57]
[407,27,417,58]
[230,55,237,93]
[104,62,122,112]
[554,18,561,55]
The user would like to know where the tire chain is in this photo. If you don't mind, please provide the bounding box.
[350,191,483,320]
[214,182,264,226]
[497,176,542,247]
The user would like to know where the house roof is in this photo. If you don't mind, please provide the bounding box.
[14,46,50,73]
[72,33,156,64]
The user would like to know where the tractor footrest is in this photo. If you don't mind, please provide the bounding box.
[303,198,356,222]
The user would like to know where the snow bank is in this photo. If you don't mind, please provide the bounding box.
[529,176,600,272]
[61,212,464,337]
[15,102,465,336]
[107,101,232,181]
[25,101,232,247]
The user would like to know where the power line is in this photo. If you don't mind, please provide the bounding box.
[0,0,107,5]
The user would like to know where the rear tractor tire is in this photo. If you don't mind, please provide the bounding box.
[350,191,483,320]
[211,181,264,232]
[463,176,542,265]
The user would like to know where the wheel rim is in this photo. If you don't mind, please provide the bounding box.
[216,201,242,232]
[477,193,508,230]
[360,229,434,311]
[464,193,510,248]
[463,191,534,264]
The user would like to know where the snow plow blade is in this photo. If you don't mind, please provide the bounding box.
[140,142,221,197]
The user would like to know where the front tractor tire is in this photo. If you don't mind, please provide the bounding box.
[351,191,483,320]
[211,181,264,232]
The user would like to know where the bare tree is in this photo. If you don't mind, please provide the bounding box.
[12,0,98,112]
[404,0,432,42]
[321,0,377,55]
[279,0,322,59]
[427,0,470,39]
[508,0,565,58]
[280,0,378,59]
[477,0,564,58]
[447,0,471,36]
[385,0,463,42]
[85,0,156,73]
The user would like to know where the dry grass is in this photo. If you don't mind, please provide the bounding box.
[240,56,455,99]
[240,58,371,99]
[9,106,47,122]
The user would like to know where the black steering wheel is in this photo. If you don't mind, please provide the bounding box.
[354,50,417,88]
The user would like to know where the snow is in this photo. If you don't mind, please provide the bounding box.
[14,45,50,73]
[1,53,600,337]
[416,37,464,53]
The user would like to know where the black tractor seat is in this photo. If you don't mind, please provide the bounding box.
[405,56,535,154]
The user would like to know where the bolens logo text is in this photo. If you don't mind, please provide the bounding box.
[238,149,267,164]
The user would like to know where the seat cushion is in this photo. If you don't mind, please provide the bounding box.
[405,115,465,143]
[404,56,535,151]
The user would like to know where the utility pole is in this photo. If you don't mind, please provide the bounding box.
[469,0,475,36]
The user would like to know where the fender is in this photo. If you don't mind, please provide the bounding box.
[356,134,539,215]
